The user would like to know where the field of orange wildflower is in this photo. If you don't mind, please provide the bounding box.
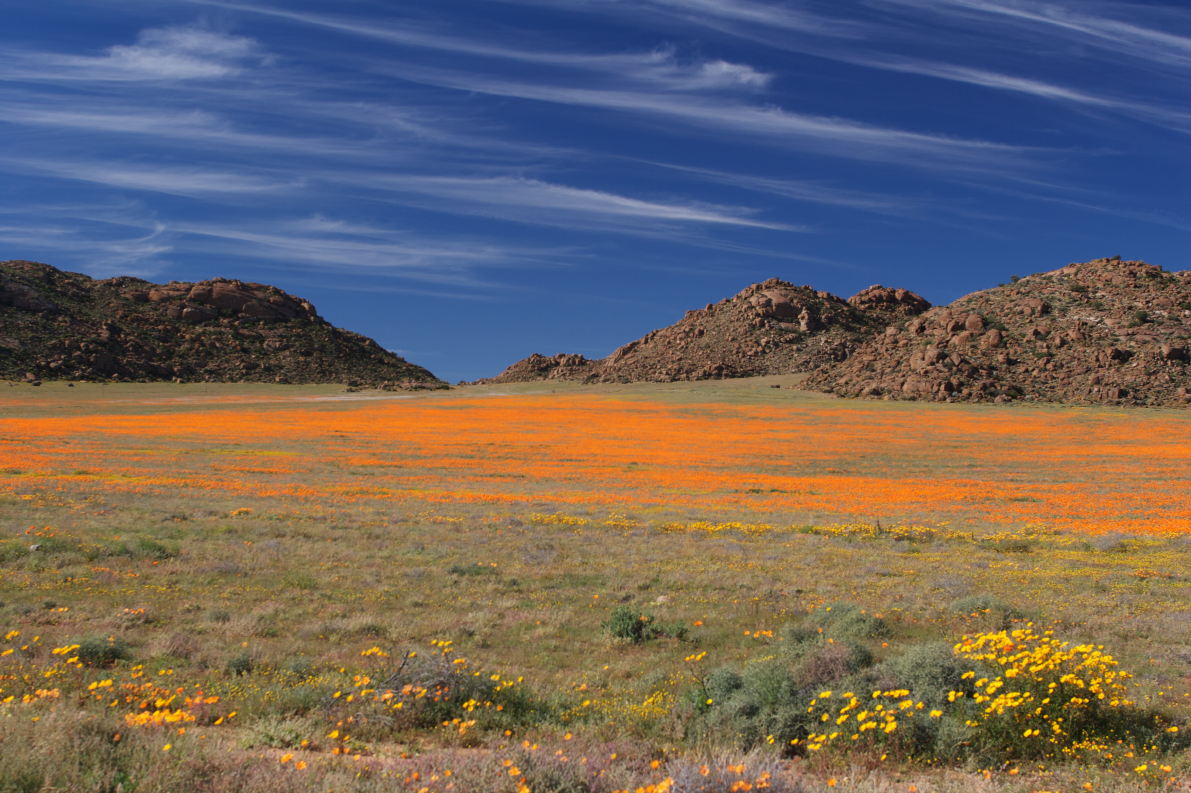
[2,381,1189,536]
[0,380,1187,793]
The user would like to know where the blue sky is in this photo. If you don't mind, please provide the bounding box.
[2,0,1188,382]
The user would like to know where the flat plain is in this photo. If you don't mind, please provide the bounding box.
[1,380,1187,793]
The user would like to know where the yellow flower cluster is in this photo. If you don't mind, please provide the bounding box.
[529,512,647,529]
[955,625,1132,729]
[948,625,1144,760]
[658,520,776,535]
[798,689,929,751]
[802,522,951,542]
[529,512,591,526]
[794,625,1169,768]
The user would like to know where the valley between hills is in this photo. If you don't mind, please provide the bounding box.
[1,257,1189,793]
[6,256,1191,410]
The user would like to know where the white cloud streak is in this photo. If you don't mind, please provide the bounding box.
[839,55,1191,134]
[0,87,579,166]
[642,0,844,32]
[638,161,913,212]
[0,104,375,157]
[492,0,862,37]
[0,220,172,277]
[177,1,772,92]
[0,200,580,289]
[348,175,799,231]
[169,217,571,287]
[0,159,298,198]
[384,69,1038,173]
[1,26,268,82]
[877,0,1191,71]
[535,0,1191,135]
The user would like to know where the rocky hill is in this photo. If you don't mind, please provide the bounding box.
[481,353,599,385]
[482,279,929,384]
[0,260,444,387]
[807,258,1191,407]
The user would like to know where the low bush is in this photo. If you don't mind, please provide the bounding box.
[949,593,1023,625]
[74,636,130,668]
[799,625,1187,766]
[225,651,254,676]
[604,605,687,643]
[684,619,876,752]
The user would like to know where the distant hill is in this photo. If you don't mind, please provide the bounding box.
[0,260,444,387]
[480,278,929,384]
[807,257,1191,407]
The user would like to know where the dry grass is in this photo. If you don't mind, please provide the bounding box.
[0,379,1187,792]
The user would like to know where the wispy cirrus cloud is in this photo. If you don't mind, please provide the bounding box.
[177,0,772,93]
[0,159,298,198]
[346,175,799,232]
[385,69,1039,174]
[838,55,1191,134]
[170,216,573,288]
[637,161,913,212]
[530,0,1191,136]
[639,0,850,33]
[876,0,1191,71]
[0,210,173,277]
[1,25,269,82]
[0,86,576,165]
[0,104,374,158]
[0,199,579,291]
[492,0,863,38]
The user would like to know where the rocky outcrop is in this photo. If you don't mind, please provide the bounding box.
[0,260,445,387]
[808,258,1191,407]
[480,278,930,384]
[847,285,932,320]
[482,353,598,384]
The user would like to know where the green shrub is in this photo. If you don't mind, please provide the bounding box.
[75,636,130,668]
[225,651,255,676]
[949,594,1023,627]
[685,659,814,751]
[799,627,1189,766]
[776,625,821,661]
[873,641,970,708]
[605,605,652,642]
[603,605,686,643]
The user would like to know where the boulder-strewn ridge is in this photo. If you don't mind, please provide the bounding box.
[807,258,1191,407]
[0,260,444,387]
[481,278,929,384]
